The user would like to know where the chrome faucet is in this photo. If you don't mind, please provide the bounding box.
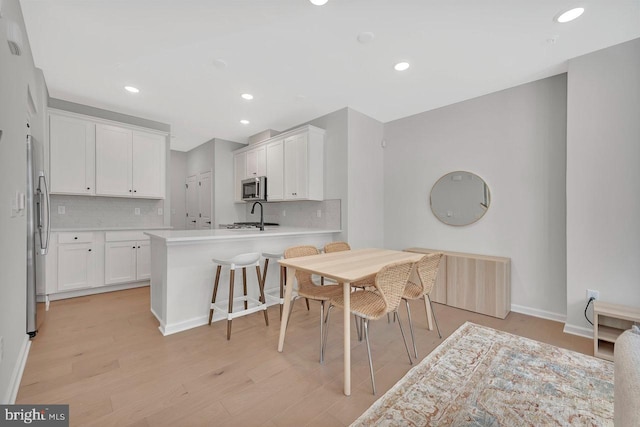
[251,201,264,231]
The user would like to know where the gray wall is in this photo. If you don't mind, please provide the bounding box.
[347,109,384,248]
[566,38,640,334]
[169,151,187,229]
[213,139,245,226]
[0,0,47,403]
[281,108,349,241]
[383,74,568,319]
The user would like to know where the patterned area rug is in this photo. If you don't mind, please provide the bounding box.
[352,322,614,426]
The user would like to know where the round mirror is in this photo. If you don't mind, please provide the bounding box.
[430,171,490,226]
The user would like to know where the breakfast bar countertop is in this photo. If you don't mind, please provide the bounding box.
[145,227,342,244]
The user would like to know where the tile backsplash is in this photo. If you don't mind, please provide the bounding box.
[51,195,165,229]
[245,199,341,229]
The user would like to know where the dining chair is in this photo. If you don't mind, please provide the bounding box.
[323,241,375,340]
[284,245,343,364]
[324,260,415,394]
[403,253,444,358]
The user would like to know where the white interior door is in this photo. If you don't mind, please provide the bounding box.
[199,171,213,228]
[186,175,198,229]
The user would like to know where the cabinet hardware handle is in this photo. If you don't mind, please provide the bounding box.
[133,246,136,249]
[74,237,78,240]
[88,249,92,252]
[129,189,132,192]
[87,187,90,190]
[137,246,140,249]
[134,190,137,193]
[191,220,196,223]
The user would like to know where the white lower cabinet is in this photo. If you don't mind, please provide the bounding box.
[104,232,151,284]
[104,241,137,284]
[46,230,156,299]
[57,239,95,291]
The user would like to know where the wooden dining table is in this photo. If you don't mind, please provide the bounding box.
[277,247,424,396]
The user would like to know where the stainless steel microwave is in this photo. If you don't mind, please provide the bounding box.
[241,176,267,201]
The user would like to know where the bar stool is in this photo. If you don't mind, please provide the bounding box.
[262,251,311,319]
[261,251,286,319]
[209,252,269,340]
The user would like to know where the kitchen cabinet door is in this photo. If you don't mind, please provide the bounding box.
[136,241,151,280]
[234,152,246,203]
[132,131,165,198]
[199,171,213,228]
[105,241,137,284]
[246,146,266,178]
[58,243,95,291]
[95,124,133,196]
[49,113,95,195]
[266,139,284,201]
[284,134,308,199]
[186,175,199,228]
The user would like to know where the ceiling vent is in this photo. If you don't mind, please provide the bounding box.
[7,20,23,56]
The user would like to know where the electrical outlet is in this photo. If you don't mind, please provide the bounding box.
[58,205,66,214]
[282,210,286,217]
[316,209,322,218]
[134,208,140,215]
[157,208,163,215]
[586,289,600,300]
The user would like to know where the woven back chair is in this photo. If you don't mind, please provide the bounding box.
[323,241,374,290]
[283,245,342,363]
[324,241,351,253]
[403,253,444,358]
[324,260,415,394]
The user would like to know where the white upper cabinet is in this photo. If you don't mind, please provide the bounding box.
[246,146,266,178]
[95,124,166,198]
[49,109,166,199]
[49,113,96,195]
[283,127,324,201]
[233,125,324,203]
[96,124,133,196]
[266,139,284,201]
[132,131,166,198]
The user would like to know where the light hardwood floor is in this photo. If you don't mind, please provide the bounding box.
[17,287,592,426]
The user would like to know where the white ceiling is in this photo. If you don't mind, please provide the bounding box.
[20,0,640,151]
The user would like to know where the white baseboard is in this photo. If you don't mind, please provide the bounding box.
[4,336,31,404]
[510,304,566,323]
[563,323,593,339]
[48,282,149,301]
[159,315,209,336]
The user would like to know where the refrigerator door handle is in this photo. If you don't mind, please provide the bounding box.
[38,172,51,255]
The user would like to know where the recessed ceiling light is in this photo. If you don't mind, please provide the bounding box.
[240,119,250,125]
[394,62,410,71]
[241,93,254,100]
[124,86,139,93]
[555,7,584,23]
[310,0,328,5]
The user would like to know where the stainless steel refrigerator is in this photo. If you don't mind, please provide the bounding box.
[26,132,50,338]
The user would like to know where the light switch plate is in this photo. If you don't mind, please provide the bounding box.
[157,208,163,215]
[134,208,141,215]
[58,206,65,214]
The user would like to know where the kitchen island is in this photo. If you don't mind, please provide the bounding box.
[145,227,341,335]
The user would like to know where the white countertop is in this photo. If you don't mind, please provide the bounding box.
[145,227,341,243]
[52,226,173,232]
